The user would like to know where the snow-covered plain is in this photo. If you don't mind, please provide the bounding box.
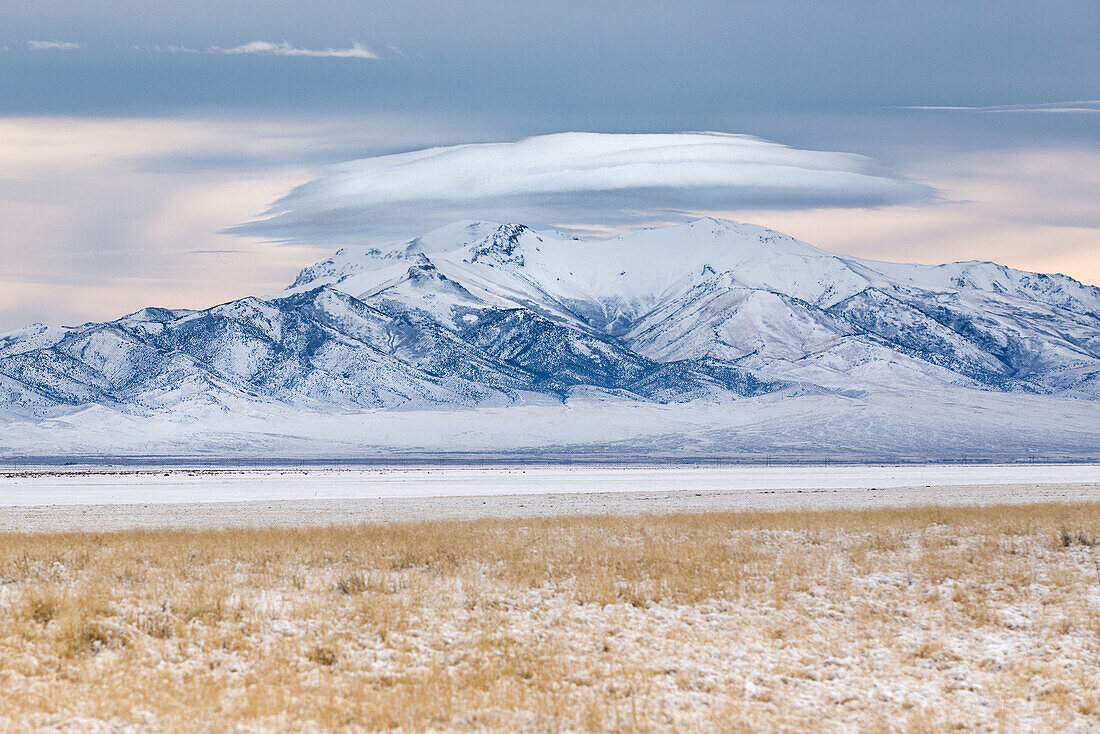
[3,464,1097,507]
[2,386,1098,462]
[2,464,1097,532]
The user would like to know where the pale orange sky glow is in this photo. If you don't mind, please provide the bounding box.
[0,117,1096,331]
[716,148,1100,286]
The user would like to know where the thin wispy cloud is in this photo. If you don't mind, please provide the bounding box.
[219,41,376,58]
[27,40,81,51]
[153,41,378,59]
[232,132,934,245]
[898,100,1100,114]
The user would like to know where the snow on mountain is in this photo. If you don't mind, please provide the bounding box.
[1,217,1098,458]
[1,386,1096,462]
[287,217,1100,395]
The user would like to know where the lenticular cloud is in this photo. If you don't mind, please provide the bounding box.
[233,132,933,244]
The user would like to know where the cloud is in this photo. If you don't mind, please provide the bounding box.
[232,132,934,244]
[217,40,376,58]
[155,41,377,59]
[716,147,1100,286]
[0,114,480,331]
[27,40,80,51]
[898,100,1100,114]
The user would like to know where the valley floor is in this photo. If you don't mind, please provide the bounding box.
[3,501,1100,731]
[1,463,1097,532]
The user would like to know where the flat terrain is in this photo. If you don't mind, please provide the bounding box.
[3,503,1100,731]
[1,464,1097,532]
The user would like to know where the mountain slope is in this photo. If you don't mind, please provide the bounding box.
[1,218,1098,458]
[287,218,1100,396]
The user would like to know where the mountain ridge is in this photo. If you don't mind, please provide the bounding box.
[1,218,1097,460]
[283,218,1099,394]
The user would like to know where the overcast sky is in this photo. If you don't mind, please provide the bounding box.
[0,0,1097,329]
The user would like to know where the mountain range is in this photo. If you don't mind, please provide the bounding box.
[2,218,1098,460]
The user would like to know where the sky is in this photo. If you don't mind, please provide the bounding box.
[0,0,1097,330]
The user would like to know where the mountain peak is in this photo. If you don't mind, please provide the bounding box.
[468,223,536,264]
[404,220,507,255]
[685,215,740,228]
[2,216,1099,447]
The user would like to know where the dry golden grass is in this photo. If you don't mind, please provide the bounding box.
[2,503,1100,731]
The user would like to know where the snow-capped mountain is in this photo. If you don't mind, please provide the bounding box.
[1,218,1098,459]
[285,218,1100,396]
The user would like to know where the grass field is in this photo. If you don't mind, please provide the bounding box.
[2,503,1099,731]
